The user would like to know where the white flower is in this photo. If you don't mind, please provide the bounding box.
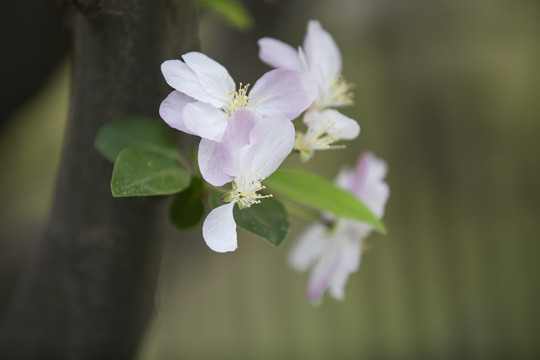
[289,152,389,302]
[198,109,295,252]
[258,20,354,110]
[160,52,316,142]
[259,20,359,159]
[295,109,360,162]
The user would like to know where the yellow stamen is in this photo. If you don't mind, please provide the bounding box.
[224,83,262,115]
[224,170,272,209]
[318,76,355,108]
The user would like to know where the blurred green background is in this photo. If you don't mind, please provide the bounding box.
[1,0,539,359]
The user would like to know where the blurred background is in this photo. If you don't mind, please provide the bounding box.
[1,0,539,359]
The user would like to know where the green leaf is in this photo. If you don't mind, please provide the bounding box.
[233,198,290,247]
[169,178,205,229]
[111,147,190,197]
[95,117,178,162]
[198,0,254,31]
[266,169,387,234]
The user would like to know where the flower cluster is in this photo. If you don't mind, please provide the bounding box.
[159,20,388,303]
[160,51,315,252]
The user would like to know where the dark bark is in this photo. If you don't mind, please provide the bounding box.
[0,0,70,129]
[0,0,197,359]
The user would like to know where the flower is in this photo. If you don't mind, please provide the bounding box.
[258,20,354,110]
[295,109,360,162]
[258,20,359,159]
[198,108,295,252]
[159,51,316,142]
[289,152,389,302]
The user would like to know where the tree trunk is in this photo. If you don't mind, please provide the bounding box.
[0,0,197,358]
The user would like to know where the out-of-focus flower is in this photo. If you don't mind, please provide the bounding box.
[160,52,316,142]
[199,109,295,253]
[289,152,389,302]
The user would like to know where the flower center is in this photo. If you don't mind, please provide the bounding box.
[294,120,345,162]
[321,76,355,108]
[224,83,262,115]
[223,170,272,209]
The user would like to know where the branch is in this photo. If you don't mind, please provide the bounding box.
[0,0,198,358]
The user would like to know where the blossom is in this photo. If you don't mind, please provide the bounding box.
[258,20,354,110]
[198,108,295,252]
[258,20,359,159]
[159,51,316,142]
[295,109,360,162]
[289,152,389,302]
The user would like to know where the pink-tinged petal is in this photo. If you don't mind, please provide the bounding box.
[182,52,235,107]
[242,114,295,178]
[303,20,342,90]
[198,139,234,186]
[183,102,229,142]
[250,69,317,120]
[321,109,360,140]
[159,91,195,135]
[218,109,260,177]
[258,37,304,71]
[328,237,362,300]
[202,202,237,253]
[289,223,328,272]
[341,237,362,273]
[351,152,390,218]
[362,177,390,219]
[161,60,223,107]
[349,152,372,195]
[306,245,342,303]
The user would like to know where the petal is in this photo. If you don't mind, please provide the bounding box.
[334,166,354,191]
[362,177,390,219]
[303,109,360,142]
[250,69,317,120]
[343,218,373,240]
[202,202,237,253]
[303,20,342,90]
[182,52,235,107]
[161,60,223,107]
[257,37,304,71]
[159,91,195,134]
[306,244,342,303]
[322,109,360,140]
[302,107,322,126]
[328,238,361,300]
[288,223,328,272]
[183,102,229,142]
[218,109,260,177]
[349,152,371,194]
[198,138,234,186]
[241,114,295,178]
[352,153,390,218]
